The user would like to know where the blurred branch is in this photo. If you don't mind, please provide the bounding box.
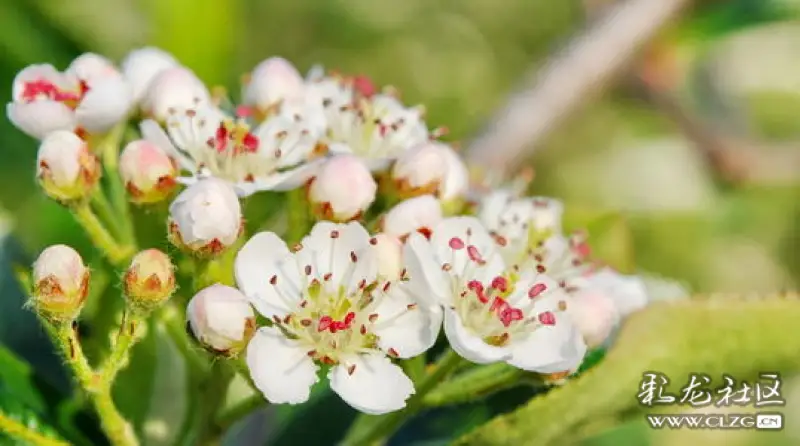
[635,76,800,185]
[465,0,692,184]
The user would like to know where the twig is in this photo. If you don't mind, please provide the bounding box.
[0,412,70,446]
[465,0,693,184]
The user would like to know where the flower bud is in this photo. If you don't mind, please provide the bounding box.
[566,291,620,349]
[36,130,100,203]
[142,67,210,121]
[308,154,376,222]
[168,177,243,257]
[381,195,442,241]
[123,249,176,311]
[119,140,178,204]
[370,233,403,281]
[121,47,179,104]
[529,197,564,234]
[243,57,305,112]
[392,142,447,197]
[31,245,89,322]
[438,145,469,202]
[186,284,256,356]
[66,53,122,84]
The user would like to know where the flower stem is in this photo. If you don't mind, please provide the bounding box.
[286,188,310,245]
[343,349,463,446]
[90,188,123,241]
[99,309,144,383]
[72,204,134,268]
[0,411,71,446]
[214,393,266,431]
[422,363,528,407]
[99,123,136,246]
[192,361,235,446]
[158,305,209,373]
[46,321,138,446]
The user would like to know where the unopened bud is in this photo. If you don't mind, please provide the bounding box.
[36,130,100,203]
[186,284,256,357]
[438,144,469,202]
[31,245,89,322]
[120,140,178,204]
[123,249,176,311]
[392,142,447,198]
[308,154,376,222]
[382,195,442,241]
[142,67,210,121]
[168,177,243,257]
[243,57,305,113]
[371,233,403,281]
[566,291,620,349]
[67,53,121,84]
[121,47,179,104]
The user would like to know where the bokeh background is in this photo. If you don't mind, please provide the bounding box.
[1,0,800,445]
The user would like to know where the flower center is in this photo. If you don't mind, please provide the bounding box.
[208,119,259,156]
[21,78,85,109]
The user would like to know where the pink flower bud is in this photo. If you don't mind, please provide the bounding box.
[566,291,620,348]
[66,53,122,84]
[168,178,243,257]
[392,142,447,197]
[187,284,256,356]
[123,249,176,311]
[142,67,210,122]
[36,130,100,203]
[32,245,89,322]
[121,47,179,103]
[370,233,403,280]
[381,195,442,241]
[120,140,178,204]
[243,57,305,112]
[308,154,376,222]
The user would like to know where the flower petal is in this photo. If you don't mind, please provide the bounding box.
[235,231,302,318]
[76,77,132,133]
[403,233,449,306]
[329,353,414,415]
[430,216,505,283]
[246,328,319,404]
[507,314,587,374]
[373,282,442,358]
[298,221,377,294]
[443,307,511,364]
[7,101,76,139]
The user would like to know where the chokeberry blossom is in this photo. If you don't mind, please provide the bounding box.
[8,54,132,139]
[141,100,326,197]
[403,216,587,374]
[307,153,377,222]
[121,47,179,105]
[236,221,441,414]
[242,57,306,118]
[119,139,178,204]
[381,195,443,241]
[187,284,257,356]
[36,130,100,202]
[141,66,211,122]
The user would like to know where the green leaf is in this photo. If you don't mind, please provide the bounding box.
[455,294,800,445]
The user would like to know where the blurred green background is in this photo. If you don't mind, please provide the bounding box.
[1,0,800,445]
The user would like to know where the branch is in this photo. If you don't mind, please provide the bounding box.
[465,0,693,184]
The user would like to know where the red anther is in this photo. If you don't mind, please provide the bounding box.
[490,297,509,313]
[214,125,228,152]
[499,308,524,328]
[538,311,556,326]
[449,237,465,250]
[417,227,433,240]
[491,276,509,292]
[353,75,376,98]
[317,316,333,332]
[467,245,484,264]
[242,133,259,153]
[235,105,254,118]
[528,283,547,299]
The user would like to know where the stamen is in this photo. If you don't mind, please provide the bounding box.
[528,283,547,298]
[538,311,556,326]
[449,237,465,250]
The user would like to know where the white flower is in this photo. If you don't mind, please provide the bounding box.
[187,284,256,355]
[32,244,89,321]
[168,177,242,256]
[141,103,324,197]
[8,57,132,139]
[36,130,100,202]
[243,57,306,113]
[121,47,179,104]
[142,66,210,121]
[404,216,587,373]
[326,94,430,171]
[304,67,355,128]
[438,144,469,202]
[478,191,565,265]
[236,221,440,414]
[308,154,377,222]
[119,140,178,204]
[574,268,649,318]
[381,195,442,241]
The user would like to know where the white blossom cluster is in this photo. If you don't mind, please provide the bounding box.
[13,48,684,417]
